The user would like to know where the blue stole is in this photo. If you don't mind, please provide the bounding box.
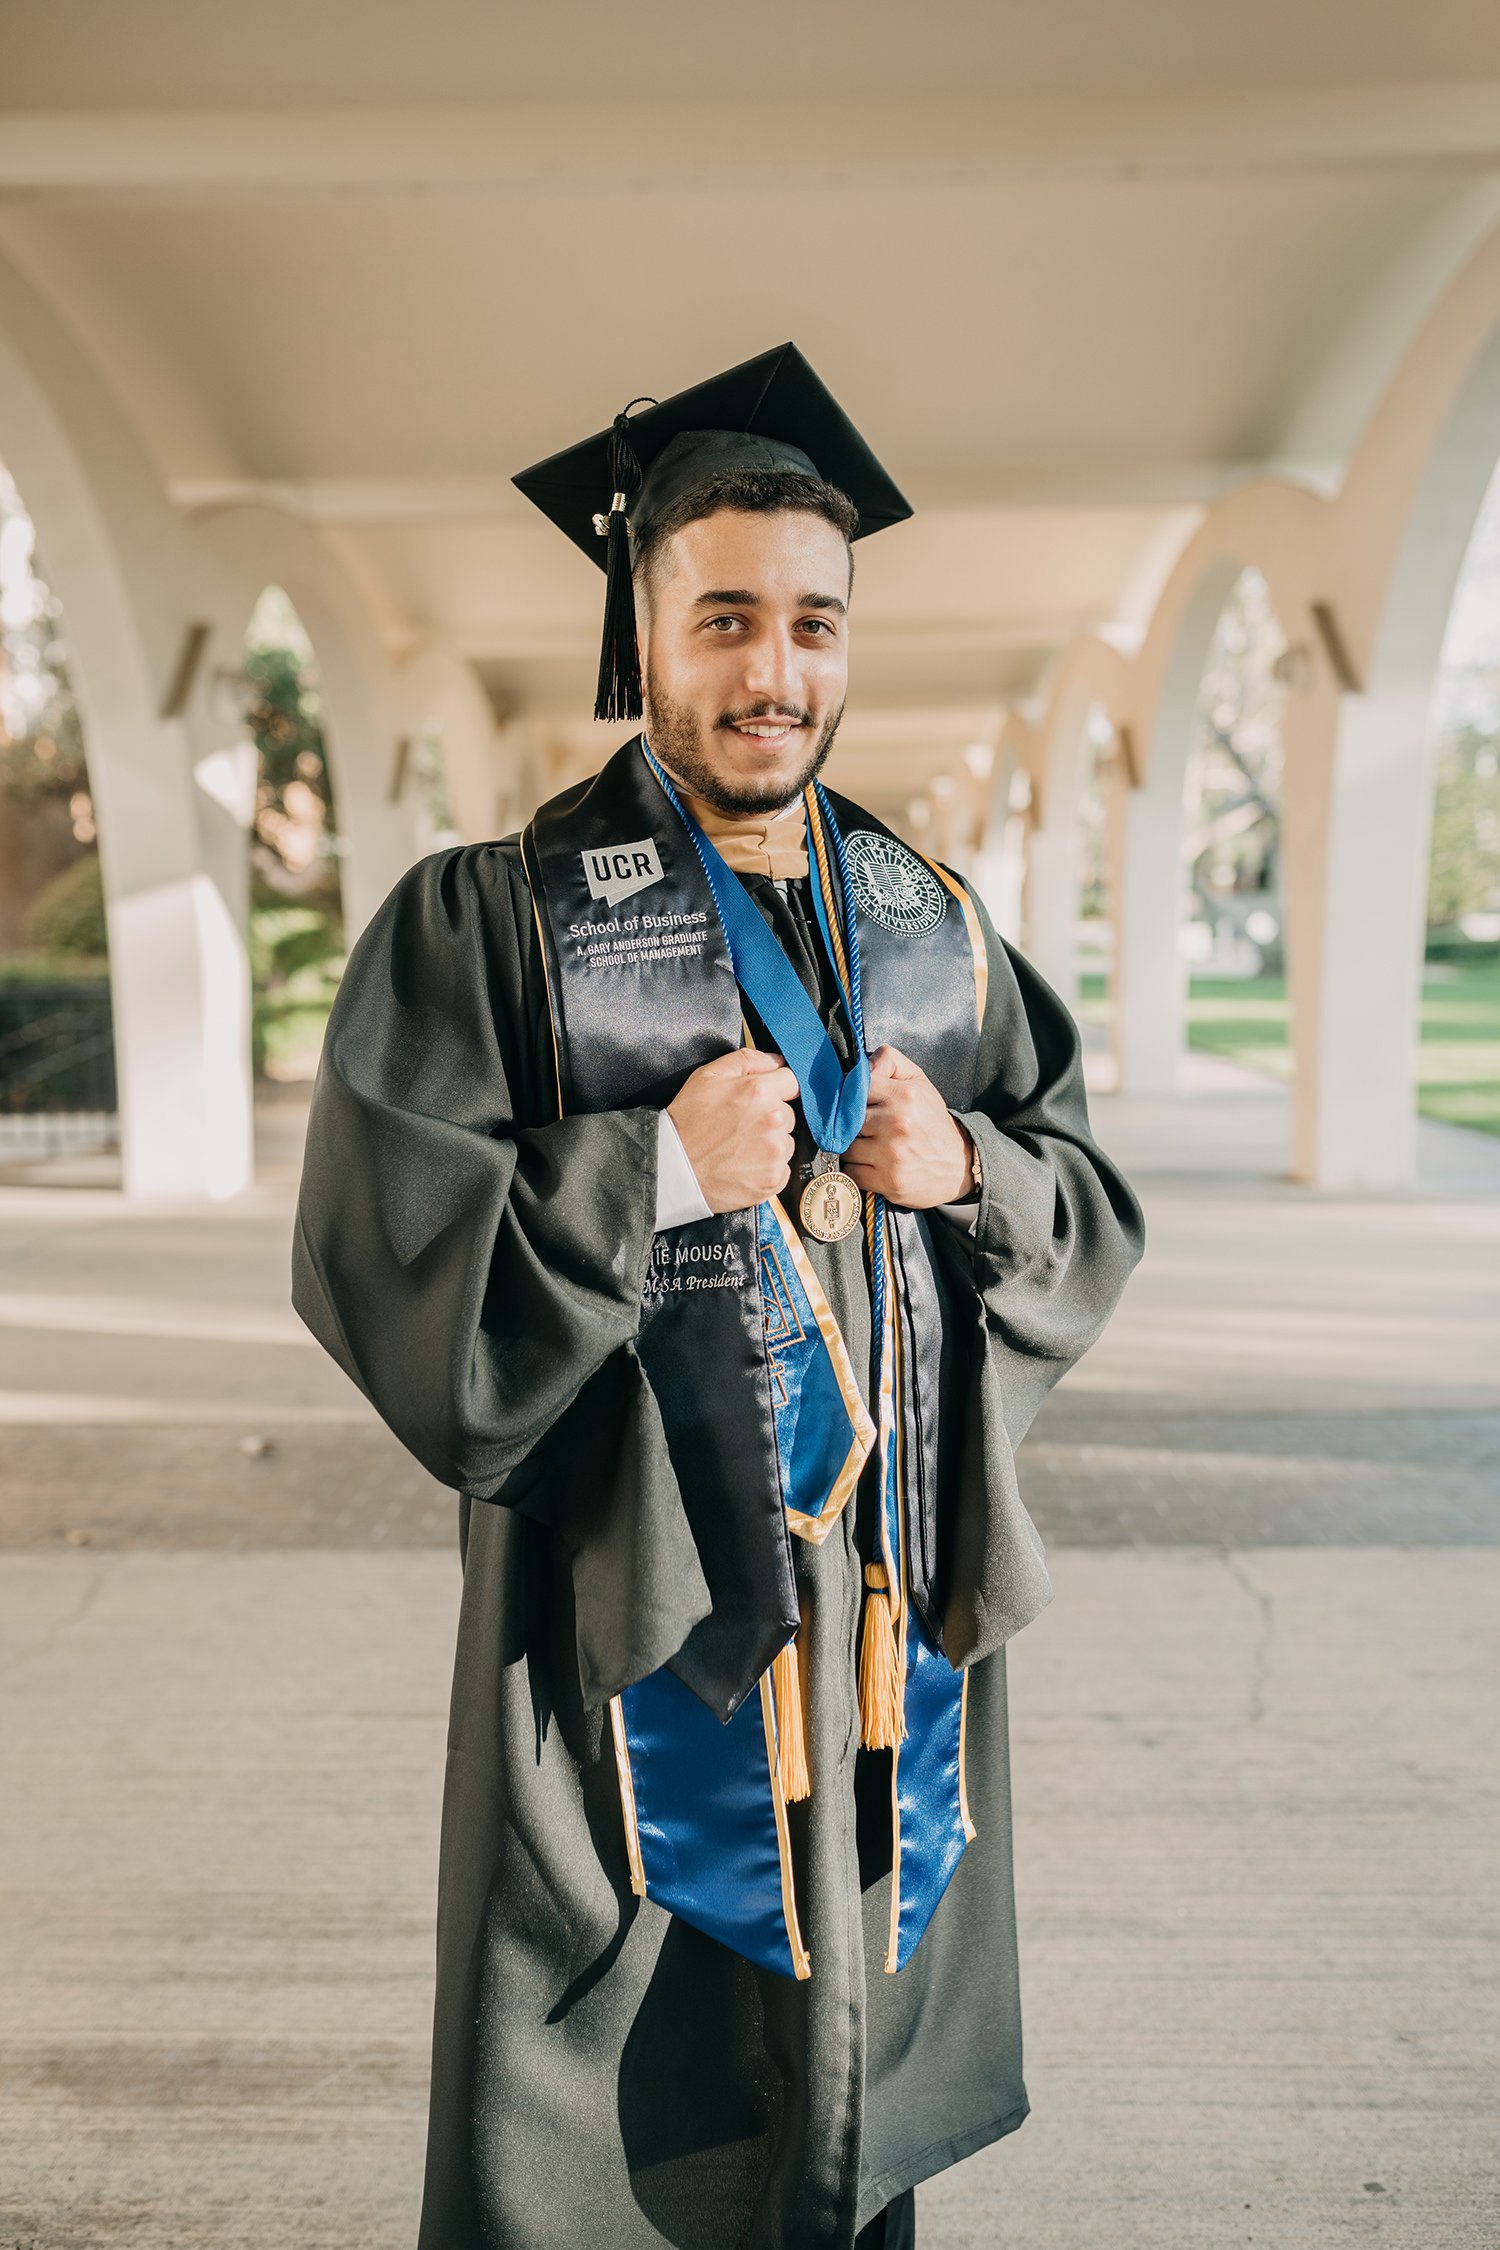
[522,739,986,1979]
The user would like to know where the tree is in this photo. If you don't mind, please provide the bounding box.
[1427,730,1500,931]
[242,593,341,907]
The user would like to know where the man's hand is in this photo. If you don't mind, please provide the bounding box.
[843,1044,975,1209]
[667,1049,800,1214]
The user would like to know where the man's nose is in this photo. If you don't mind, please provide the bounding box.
[739,627,802,707]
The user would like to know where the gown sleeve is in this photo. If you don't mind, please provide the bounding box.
[290,841,712,1706]
[932,875,1147,1667]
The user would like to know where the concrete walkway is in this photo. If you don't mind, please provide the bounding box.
[1,1059,1497,2248]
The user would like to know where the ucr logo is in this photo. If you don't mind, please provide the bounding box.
[582,838,664,907]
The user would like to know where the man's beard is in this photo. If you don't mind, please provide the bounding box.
[643,671,844,814]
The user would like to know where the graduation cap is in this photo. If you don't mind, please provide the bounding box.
[512,341,913,722]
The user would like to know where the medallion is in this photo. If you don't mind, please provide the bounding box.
[799,1163,863,1244]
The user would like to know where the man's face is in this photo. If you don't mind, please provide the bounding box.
[638,508,851,814]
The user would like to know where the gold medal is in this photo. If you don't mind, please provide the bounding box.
[799,1160,863,1244]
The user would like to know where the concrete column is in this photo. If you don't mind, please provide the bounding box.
[0,253,254,1197]
[393,639,505,847]
[970,743,1026,943]
[1024,667,1124,1008]
[1296,687,1437,1185]
[1110,559,1243,1097]
[1292,312,1500,1186]
[1022,815,1084,1004]
[1277,670,1340,1184]
[926,773,961,871]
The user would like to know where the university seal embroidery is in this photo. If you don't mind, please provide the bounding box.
[845,830,946,938]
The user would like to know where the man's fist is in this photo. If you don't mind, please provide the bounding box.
[667,1049,800,1215]
[842,1044,975,1209]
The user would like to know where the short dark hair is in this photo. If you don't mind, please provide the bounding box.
[632,467,859,606]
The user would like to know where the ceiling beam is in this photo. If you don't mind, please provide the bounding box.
[4,87,1500,200]
[168,466,1302,518]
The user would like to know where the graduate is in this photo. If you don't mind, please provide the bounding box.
[292,342,1145,2250]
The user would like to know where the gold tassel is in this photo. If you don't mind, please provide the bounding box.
[858,1561,906,1751]
[773,1628,811,1803]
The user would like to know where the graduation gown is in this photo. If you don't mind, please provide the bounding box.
[291,833,1145,2250]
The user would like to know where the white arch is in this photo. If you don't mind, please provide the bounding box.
[1021,635,1130,1001]
[391,636,515,847]
[1110,553,1258,1096]
[1025,217,1500,1184]
[0,252,252,1197]
[1304,304,1500,1183]
[186,504,425,941]
[970,708,1035,942]
[0,252,435,1197]
[1104,484,1326,1115]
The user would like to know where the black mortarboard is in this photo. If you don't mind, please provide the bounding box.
[511,341,913,722]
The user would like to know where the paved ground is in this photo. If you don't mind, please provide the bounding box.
[1,1058,1497,2246]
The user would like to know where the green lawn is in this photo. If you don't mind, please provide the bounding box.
[1078,958,1500,1138]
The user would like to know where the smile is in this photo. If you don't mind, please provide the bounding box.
[724,720,806,744]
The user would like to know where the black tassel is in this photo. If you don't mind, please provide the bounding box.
[593,404,650,723]
[595,506,641,722]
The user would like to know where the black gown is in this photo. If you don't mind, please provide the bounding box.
[291,837,1145,2250]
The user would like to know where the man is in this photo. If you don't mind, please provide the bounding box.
[293,343,1144,2250]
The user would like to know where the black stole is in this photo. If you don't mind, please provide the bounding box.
[521,737,981,1719]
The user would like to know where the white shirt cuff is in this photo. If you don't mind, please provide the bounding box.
[655,1108,714,1231]
[934,1199,980,1235]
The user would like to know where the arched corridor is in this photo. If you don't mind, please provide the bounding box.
[2,14,1500,2250]
[1,85,1500,1188]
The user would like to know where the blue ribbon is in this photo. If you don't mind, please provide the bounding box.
[619,741,973,1980]
[643,737,896,1537]
[642,744,870,1155]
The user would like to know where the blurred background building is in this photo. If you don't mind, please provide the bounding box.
[2,2,1499,1199]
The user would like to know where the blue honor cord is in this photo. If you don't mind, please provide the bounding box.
[642,742,871,1153]
[641,739,890,1401]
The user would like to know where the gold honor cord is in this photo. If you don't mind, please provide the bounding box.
[858,1195,907,1764]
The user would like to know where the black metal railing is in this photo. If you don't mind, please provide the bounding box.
[0,981,117,1115]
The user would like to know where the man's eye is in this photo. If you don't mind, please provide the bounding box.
[706,616,744,632]
[799,618,833,635]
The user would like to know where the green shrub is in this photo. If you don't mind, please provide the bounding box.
[23,853,108,958]
[250,901,344,1078]
[1425,928,1500,967]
